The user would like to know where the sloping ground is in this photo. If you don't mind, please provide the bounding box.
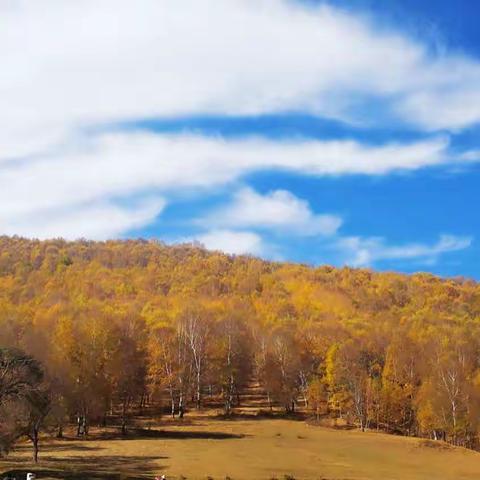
[236,379,275,415]
[3,416,480,480]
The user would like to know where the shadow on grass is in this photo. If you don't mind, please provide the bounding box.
[213,411,308,422]
[2,454,165,480]
[93,428,246,441]
[13,443,106,453]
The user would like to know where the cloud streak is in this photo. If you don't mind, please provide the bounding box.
[0,132,450,239]
[3,0,480,163]
[1,0,477,270]
[0,197,166,241]
[337,234,473,267]
[189,187,473,268]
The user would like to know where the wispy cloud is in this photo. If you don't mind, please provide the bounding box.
[0,197,165,241]
[459,150,480,162]
[3,0,480,163]
[191,188,473,269]
[1,0,478,271]
[336,234,473,267]
[0,132,450,239]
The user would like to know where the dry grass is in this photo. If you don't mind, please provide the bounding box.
[2,413,480,480]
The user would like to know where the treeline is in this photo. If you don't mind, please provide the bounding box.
[1,236,480,458]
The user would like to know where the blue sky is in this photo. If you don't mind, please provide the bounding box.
[2,0,480,278]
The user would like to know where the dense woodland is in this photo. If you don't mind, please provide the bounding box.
[1,236,480,460]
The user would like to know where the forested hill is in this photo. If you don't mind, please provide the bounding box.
[1,236,477,324]
[2,235,480,449]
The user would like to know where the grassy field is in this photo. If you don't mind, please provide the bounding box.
[2,412,480,480]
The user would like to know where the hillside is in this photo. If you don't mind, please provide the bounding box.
[1,235,480,459]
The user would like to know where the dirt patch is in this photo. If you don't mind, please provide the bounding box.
[418,439,455,451]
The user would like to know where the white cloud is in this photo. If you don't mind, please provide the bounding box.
[195,230,264,256]
[0,131,450,238]
[398,86,480,131]
[1,132,449,212]
[459,150,480,162]
[337,234,473,267]
[200,187,342,236]
[0,198,166,241]
[3,0,480,163]
[3,0,479,244]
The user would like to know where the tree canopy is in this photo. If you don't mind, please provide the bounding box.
[1,236,480,451]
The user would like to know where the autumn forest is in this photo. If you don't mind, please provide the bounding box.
[1,236,480,463]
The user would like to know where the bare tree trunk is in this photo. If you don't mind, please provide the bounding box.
[30,426,39,463]
[196,366,201,409]
[83,414,89,435]
[225,374,235,415]
[178,390,185,418]
[168,384,176,418]
[33,438,39,463]
[299,371,309,408]
[76,414,82,436]
[121,397,129,435]
[102,409,109,427]
[224,333,234,415]
[452,399,457,445]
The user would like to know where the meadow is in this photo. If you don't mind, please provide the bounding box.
[2,410,480,480]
